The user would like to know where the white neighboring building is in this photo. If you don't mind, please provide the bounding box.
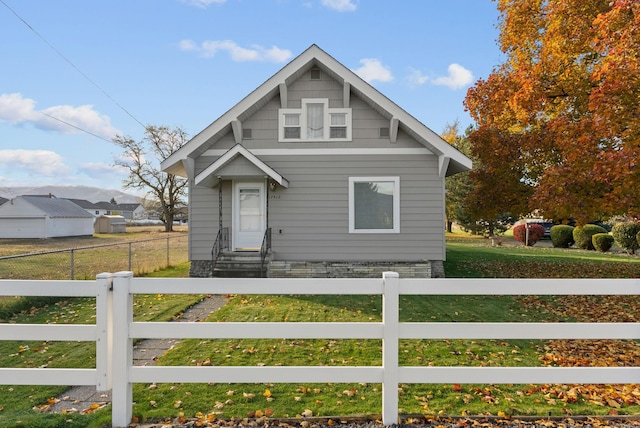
[0,195,95,238]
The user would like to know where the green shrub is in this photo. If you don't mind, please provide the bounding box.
[573,224,607,250]
[611,222,640,255]
[592,233,614,253]
[550,225,575,248]
[513,223,545,246]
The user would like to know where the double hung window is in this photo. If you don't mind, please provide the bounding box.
[348,177,400,233]
[279,98,351,142]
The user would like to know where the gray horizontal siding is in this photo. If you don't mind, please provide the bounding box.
[189,153,445,262]
[189,182,231,260]
[265,154,444,261]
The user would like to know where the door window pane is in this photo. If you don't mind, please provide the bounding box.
[239,188,260,231]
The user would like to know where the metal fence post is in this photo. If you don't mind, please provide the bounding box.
[128,242,132,271]
[112,271,134,428]
[70,249,75,280]
[166,236,170,267]
[382,271,400,426]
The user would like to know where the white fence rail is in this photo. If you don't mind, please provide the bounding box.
[1,272,638,427]
[0,273,113,389]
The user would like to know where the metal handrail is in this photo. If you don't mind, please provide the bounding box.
[259,228,271,278]
[210,227,229,277]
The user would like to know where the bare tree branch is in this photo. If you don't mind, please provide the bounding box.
[113,125,188,232]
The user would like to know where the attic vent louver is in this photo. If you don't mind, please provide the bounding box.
[379,127,390,138]
[242,129,252,139]
[310,68,321,80]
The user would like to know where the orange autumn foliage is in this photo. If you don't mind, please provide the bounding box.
[464,0,640,224]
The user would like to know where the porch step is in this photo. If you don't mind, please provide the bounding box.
[213,252,265,278]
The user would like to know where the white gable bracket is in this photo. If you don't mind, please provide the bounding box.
[180,158,195,180]
[438,155,451,179]
[390,118,399,143]
[231,120,242,145]
[279,83,287,109]
[343,82,350,107]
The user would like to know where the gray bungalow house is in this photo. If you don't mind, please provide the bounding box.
[162,45,471,278]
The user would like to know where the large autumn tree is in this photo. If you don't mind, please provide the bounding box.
[464,0,639,224]
[113,125,188,232]
[444,123,519,236]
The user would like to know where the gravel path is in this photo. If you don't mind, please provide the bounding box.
[46,295,228,414]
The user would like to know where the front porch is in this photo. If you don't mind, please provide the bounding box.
[207,227,272,278]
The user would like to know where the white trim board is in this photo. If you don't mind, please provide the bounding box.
[203,148,433,157]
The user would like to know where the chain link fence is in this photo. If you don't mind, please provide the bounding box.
[0,235,188,280]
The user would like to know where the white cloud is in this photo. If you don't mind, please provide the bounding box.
[177,39,198,52]
[0,92,36,123]
[352,58,394,83]
[179,0,226,8]
[178,39,292,62]
[431,63,474,90]
[407,67,430,87]
[0,93,119,139]
[321,0,357,12]
[0,149,72,176]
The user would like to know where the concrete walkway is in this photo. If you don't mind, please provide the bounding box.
[47,295,228,414]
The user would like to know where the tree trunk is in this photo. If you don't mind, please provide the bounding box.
[163,205,174,232]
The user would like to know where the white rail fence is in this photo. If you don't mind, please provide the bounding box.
[1,272,639,427]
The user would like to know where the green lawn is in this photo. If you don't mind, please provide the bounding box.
[130,238,639,421]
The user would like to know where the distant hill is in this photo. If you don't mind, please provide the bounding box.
[0,185,143,204]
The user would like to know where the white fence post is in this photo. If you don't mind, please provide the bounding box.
[112,271,134,428]
[382,271,400,426]
[95,272,113,391]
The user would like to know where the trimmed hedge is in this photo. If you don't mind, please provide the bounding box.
[513,223,545,246]
[611,222,640,255]
[550,225,575,248]
[592,233,614,253]
[573,224,608,250]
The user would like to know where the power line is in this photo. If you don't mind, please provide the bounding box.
[0,0,147,130]
[39,111,114,144]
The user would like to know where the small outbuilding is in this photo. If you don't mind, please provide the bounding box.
[0,195,95,238]
[94,215,126,234]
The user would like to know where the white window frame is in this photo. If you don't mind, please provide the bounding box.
[348,176,400,234]
[279,98,351,142]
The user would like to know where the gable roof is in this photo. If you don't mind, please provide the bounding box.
[64,198,99,210]
[19,196,95,218]
[94,201,119,210]
[195,144,289,188]
[116,203,143,211]
[162,44,471,178]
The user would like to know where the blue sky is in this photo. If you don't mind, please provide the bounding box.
[0,0,502,193]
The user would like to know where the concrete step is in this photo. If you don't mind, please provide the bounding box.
[214,252,265,278]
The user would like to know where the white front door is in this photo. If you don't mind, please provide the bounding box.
[233,181,266,250]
